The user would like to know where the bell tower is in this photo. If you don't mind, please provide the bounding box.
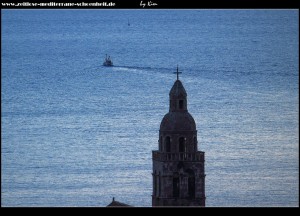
[152,67,205,206]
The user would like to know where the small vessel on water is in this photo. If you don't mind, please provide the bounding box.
[103,54,113,66]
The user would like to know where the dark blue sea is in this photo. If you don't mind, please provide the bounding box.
[1,9,299,207]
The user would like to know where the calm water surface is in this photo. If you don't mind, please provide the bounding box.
[1,10,298,206]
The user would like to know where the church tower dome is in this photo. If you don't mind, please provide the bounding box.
[152,67,205,207]
[160,112,196,132]
[160,77,196,132]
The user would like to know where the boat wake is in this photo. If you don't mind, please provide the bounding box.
[113,65,172,73]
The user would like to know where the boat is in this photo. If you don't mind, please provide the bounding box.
[103,54,113,66]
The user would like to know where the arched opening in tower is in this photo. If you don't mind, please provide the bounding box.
[173,177,180,198]
[165,136,171,152]
[187,169,195,198]
[179,137,185,152]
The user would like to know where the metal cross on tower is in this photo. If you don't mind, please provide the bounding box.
[173,65,182,80]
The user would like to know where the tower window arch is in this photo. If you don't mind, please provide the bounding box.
[194,137,197,151]
[179,100,184,109]
[165,136,171,152]
[187,169,195,198]
[179,137,186,152]
[173,177,180,198]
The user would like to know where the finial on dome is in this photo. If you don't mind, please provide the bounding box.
[173,65,182,80]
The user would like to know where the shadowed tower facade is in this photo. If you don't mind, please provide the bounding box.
[152,68,205,206]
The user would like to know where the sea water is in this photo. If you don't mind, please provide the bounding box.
[1,9,298,207]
